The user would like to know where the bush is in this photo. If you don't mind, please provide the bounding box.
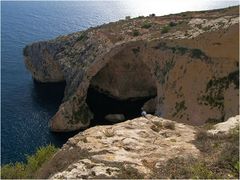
[161,26,170,34]
[163,121,175,130]
[132,29,140,36]
[190,162,216,179]
[141,21,152,29]
[190,49,207,59]
[103,128,115,137]
[152,126,239,178]
[77,32,87,41]
[1,144,58,179]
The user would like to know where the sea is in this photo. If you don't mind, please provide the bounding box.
[1,0,239,164]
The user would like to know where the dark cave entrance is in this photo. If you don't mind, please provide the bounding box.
[85,46,158,125]
[86,86,156,125]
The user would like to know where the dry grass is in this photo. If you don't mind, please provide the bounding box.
[151,121,163,132]
[163,121,175,130]
[103,128,115,137]
[152,126,239,179]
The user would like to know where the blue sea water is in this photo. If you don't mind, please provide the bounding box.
[1,1,239,164]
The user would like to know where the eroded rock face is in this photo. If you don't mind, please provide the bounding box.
[35,116,200,179]
[24,6,239,131]
[90,47,157,100]
[24,42,65,82]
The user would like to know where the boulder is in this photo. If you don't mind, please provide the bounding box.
[104,114,125,123]
[142,97,157,113]
[208,115,239,134]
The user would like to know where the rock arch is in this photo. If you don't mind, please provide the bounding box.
[86,42,158,122]
[49,41,159,132]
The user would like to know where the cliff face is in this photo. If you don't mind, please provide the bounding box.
[24,6,239,132]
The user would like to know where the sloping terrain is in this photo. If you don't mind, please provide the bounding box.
[35,115,239,179]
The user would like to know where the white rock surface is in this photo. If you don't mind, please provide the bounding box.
[47,116,200,179]
[208,115,239,134]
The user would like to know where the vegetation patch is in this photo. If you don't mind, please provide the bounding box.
[206,115,225,124]
[103,128,115,137]
[77,32,87,41]
[190,48,208,59]
[154,58,175,84]
[161,26,170,34]
[152,126,239,178]
[161,22,177,34]
[153,43,209,61]
[132,47,140,55]
[199,70,239,110]
[163,121,175,130]
[132,29,140,36]
[141,21,152,29]
[1,145,58,179]
[151,121,163,132]
[117,165,144,179]
[172,100,187,117]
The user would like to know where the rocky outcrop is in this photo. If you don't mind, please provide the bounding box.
[35,116,200,178]
[142,97,157,113]
[24,6,239,132]
[208,115,239,134]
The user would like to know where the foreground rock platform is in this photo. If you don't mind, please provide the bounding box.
[24,6,239,132]
[35,116,200,178]
[35,115,239,178]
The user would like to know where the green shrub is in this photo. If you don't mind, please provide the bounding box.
[1,144,58,179]
[0,162,26,179]
[161,26,170,34]
[190,162,216,179]
[141,21,152,29]
[172,100,187,117]
[190,48,207,59]
[77,33,87,41]
[132,29,140,36]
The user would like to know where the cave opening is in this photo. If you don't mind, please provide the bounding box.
[86,86,156,125]
[85,46,157,125]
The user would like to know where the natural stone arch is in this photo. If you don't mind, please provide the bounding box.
[49,41,159,131]
[85,42,158,122]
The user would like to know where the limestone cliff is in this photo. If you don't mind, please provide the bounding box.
[24,6,239,132]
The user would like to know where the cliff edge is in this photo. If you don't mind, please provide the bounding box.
[24,6,239,132]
